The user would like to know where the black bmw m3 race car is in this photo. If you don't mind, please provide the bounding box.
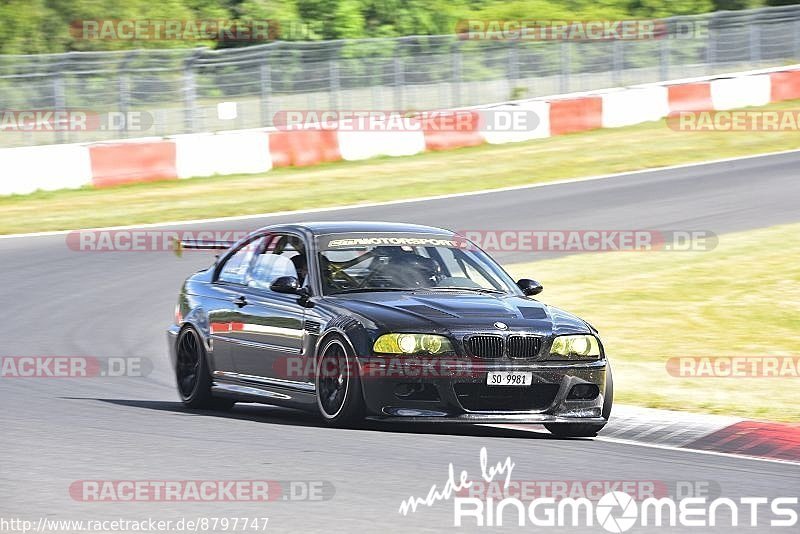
[168,222,612,437]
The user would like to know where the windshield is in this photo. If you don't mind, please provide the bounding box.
[317,234,520,296]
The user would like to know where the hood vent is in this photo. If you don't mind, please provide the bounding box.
[518,307,547,319]
[398,305,458,319]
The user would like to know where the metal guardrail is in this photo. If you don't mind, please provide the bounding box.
[2,5,800,147]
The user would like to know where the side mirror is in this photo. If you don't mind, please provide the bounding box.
[270,276,302,294]
[517,278,543,296]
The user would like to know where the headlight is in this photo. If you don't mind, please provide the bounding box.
[373,333,453,355]
[550,335,601,360]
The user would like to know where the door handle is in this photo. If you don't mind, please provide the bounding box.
[233,295,248,307]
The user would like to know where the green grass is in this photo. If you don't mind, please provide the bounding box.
[506,223,800,422]
[3,99,800,235]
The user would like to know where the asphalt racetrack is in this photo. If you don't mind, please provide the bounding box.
[2,152,800,532]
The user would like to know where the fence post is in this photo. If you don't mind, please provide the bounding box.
[182,49,202,134]
[452,39,462,108]
[329,50,340,111]
[612,39,623,86]
[659,22,670,81]
[795,19,800,61]
[118,51,136,138]
[705,17,715,75]
[260,47,272,128]
[53,64,66,144]
[750,15,761,66]
[507,40,519,100]
[560,40,570,94]
[394,40,405,110]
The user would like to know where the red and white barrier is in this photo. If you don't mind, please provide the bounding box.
[269,130,340,167]
[770,70,800,101]
[549,96,603,135]
[337,130,426,160]
[174,131,272,178]
[89,139,177,188]
[482,101,551,144]
[667,82,713,112]
[710,75,771,110]
[423,110,484,151]
[4,64,800,195]
[0,143,91,196]
[602,86,669,128]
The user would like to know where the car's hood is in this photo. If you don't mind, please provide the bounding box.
[328,291,589,335]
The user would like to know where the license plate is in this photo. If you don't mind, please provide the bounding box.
[486,371,532,386]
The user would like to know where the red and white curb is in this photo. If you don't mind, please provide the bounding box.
[493,405,800,464]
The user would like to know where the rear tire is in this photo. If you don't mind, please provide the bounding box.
[315,337,364,427]
[545,364,613,438]
[175,327,235,411]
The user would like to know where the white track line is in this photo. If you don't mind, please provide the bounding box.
[488,424,800,467]
[3,147,800,240]
[595,436,800,467]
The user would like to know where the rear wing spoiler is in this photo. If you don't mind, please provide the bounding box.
[173,239,235,257]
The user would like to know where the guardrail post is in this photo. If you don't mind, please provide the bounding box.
[560,41,570,94]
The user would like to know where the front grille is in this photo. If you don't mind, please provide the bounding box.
[507,335,542,359]
[465,335,504,359]
[454,383,560,411]
[464,334,542,359]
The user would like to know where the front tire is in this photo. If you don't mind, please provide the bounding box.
[175,327,235,411]
[315,336,364,427]
[545,365,614,438]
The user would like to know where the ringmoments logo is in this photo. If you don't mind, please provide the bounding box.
[398,449,799,529]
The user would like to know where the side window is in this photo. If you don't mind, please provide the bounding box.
[247,235,308,290]
[217,237,264,285]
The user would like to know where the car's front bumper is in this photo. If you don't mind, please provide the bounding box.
[357,356,608,423]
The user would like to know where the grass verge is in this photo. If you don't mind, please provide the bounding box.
[506,223,800,422]
[2,99,800,235]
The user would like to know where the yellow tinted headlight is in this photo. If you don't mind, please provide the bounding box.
[550,335,601,360]
[373,333,453,355]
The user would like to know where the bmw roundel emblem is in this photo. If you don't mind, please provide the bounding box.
[494,322,508,330]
